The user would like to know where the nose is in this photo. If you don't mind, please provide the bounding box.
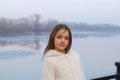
[61,38,65,42]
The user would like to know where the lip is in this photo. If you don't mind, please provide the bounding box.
[59,44,66,46]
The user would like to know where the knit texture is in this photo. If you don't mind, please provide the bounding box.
[43,50,86,80]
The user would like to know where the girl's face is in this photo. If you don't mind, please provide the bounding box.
[54,29,69,53]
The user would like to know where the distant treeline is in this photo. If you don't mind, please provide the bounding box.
[0,14,120,36]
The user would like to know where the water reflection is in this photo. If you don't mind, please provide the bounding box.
[72,32,120,38]
[0,38,45,59]
[0,39,42,50]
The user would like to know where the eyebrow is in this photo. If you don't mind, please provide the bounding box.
[56,34,69,37]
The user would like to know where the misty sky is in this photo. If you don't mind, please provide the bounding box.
[0,0,120,25]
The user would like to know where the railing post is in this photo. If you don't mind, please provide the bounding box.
[115,62,120,80]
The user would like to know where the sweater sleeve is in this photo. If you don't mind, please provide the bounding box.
[74,51,86,80]
[78,55,86,80]
[43,58,55,80]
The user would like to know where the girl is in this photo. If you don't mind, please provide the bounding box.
[42,24,86,80]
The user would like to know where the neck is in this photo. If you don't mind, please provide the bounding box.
[55,49,66,54]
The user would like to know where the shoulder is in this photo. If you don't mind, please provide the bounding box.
[42,57,56,70]
[43,56,55,65]
[69,50,81,61]
[69,50,80,57]
[43,54,58,67]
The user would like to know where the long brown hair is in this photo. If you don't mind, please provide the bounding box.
[43,24,72,55]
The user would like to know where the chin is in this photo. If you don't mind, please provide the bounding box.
[59,48,66,51]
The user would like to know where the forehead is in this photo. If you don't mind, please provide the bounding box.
[56,29,69,36]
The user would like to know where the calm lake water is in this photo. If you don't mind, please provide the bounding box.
[0,32,120,80]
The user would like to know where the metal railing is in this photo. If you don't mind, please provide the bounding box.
[91,62,120,80]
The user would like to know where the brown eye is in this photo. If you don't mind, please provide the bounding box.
[57,36,62,39]
[65,37,69,40]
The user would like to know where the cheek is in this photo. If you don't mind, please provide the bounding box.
[64,40,69,46]
[66,40,69,45]
[54,38,59,45]
[54,37,61,43]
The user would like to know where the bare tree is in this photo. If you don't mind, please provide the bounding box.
[31,14,42,34]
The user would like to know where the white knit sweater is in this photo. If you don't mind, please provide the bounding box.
[42,50,86,80]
